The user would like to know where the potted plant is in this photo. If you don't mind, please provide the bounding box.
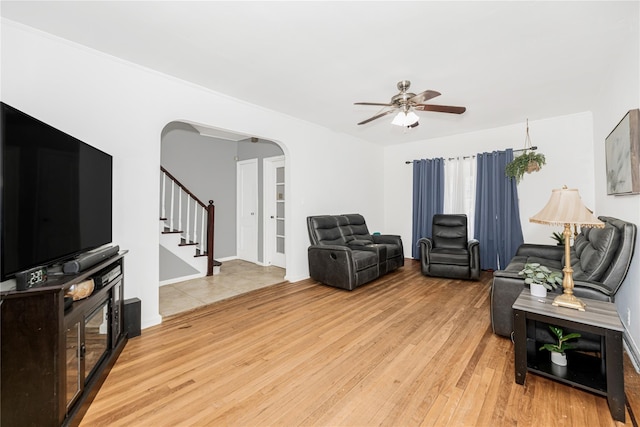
[539,325,581,366]
[551,231,565,246]
[518,262,562,298]
[505,151,546,183]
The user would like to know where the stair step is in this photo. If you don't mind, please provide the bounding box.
[194,251,221,266]
[162,227,182,234]
[179,238,198,247]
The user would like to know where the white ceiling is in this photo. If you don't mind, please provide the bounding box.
[1,1,638,146]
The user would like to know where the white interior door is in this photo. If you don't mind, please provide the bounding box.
[263,156,285,268]
[237,159,258,263]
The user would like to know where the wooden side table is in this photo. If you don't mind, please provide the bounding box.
[512,289,625,422]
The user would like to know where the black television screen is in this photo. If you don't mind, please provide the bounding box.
[1,102,112,281]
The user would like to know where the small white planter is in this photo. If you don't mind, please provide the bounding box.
[530,283,547,298]
[551,351,567,366]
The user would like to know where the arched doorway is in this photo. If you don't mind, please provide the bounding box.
[158,122,286,317]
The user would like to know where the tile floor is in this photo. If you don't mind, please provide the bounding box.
[159,259,286,318]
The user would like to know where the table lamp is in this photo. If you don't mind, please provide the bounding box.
[530,186,604,311]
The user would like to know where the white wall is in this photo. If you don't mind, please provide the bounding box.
[592,29,640,365]
[1,20,385,328]
[383,112,595,254]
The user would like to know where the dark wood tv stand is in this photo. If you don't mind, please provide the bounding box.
[1,251,128,427]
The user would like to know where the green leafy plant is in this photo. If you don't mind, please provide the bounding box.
[518,262,562,291]
[505,151,546,183]
[551,231,565,246]
[539,326,581,354]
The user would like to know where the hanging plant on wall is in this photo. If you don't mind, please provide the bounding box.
[505,119,546,183]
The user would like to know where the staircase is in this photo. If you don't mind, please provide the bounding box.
[159,166,221,277]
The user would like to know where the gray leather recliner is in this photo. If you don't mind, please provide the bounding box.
[419,214,480,281]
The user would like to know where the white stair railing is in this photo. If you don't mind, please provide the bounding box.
[160,167,216,275]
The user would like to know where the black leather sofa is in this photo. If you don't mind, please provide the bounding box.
[307,214,404,290]
[490,216,636,349]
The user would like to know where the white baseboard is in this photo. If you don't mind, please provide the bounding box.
[216,256,271,267]
[142,314,163,329]
[284,273,308,283]
[215,255,237,263]
[624,329,640,373]
[159,272,206,286]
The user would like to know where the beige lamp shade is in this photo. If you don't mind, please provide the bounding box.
[530,186,604,228]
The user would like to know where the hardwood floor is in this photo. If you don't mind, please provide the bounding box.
[80,260,640,426]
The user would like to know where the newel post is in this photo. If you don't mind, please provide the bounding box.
[206,200,215,276]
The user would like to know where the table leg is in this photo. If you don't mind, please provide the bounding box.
[605,329,625,422]
[513,309,527,385]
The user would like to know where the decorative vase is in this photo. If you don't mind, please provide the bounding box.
[551,351,567,366]
[550,361,568,376]
[530,283,547,298]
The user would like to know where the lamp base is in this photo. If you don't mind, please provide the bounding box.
[552,293,586,311]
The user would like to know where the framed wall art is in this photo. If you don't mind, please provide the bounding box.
[605,108,640,195]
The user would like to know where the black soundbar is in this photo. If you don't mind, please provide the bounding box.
[63,245,120,274]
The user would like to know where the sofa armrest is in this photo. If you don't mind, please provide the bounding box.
[373,234,403,247]
[573,280,614,301]
[492,269,521,280]
[418,238,434,274]
[469,239,480,280]
[308,244,350,252]
[418,237,433,251]
[515,243,564,260]
[490,272,526,337]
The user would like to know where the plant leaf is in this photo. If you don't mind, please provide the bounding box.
[539,343,560,352]
[563,333,582,341]
[549,326,563,339]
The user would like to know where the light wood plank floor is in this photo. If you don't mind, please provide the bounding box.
[80,260,640,426]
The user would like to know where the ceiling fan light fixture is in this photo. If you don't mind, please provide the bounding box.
[392,110,419,127]
[406,111,419,125]
[355,80,465,126]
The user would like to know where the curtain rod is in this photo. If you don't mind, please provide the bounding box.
[404,146,537,164]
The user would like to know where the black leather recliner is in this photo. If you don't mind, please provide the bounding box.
[307,214,404,290]
[418,214,480,280]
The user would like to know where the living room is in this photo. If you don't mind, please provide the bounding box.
[1,2,639,423]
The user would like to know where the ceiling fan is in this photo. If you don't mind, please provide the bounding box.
[354,80,466,127]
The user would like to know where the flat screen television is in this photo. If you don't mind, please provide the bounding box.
[1,102,113,281]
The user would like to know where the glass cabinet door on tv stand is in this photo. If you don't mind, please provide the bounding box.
[65,319,82,411]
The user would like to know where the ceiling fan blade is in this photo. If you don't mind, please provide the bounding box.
[357,109,396,125]
[354,102,393,107]
[409,90,441,104]
[414,104,466,114]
